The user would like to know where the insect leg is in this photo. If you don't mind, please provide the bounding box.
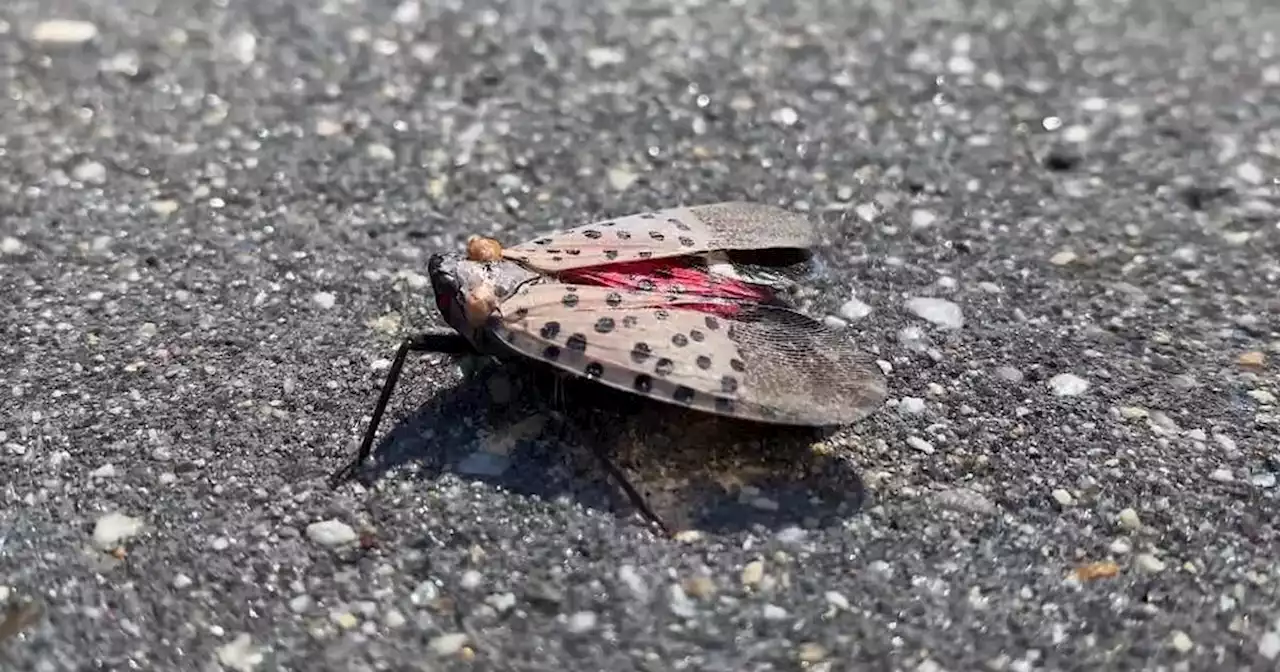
[327,330,475,488]
[586,443,674,537]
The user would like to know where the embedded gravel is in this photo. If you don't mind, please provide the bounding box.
[2,0,1279,670]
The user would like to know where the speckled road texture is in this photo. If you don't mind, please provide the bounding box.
[1,0,1278,670]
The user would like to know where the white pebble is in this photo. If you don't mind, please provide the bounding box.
[1259,631,1280,660]
[1209,468,1234,482]
[907,436,935,454]
[172,574,193,589]
[586,46,626,69]
[1169,630,1193,653]
[305,519,357,547]
[384,608,407,628]
[565,610,597,633]
[824,591,850,611]
[1136,553,1166,574]
[429,632,468,656]
[73,161,107,184]
[617,565,649,601]
[761,604,789,620]
[855,202,879,223]
[904,297,964,330]
[771,107,799,127]
[92,512,144,551]
[667,583,696,618]
[1109,537,1132,554]
[1118,508,1142,531]
[459,570,483,590]
[1051,488,1075,507]
[910,209,938,229]
[1252,472,1276,488]
[367,144,395,161]
[90,463,117,479]
[289,595,312,613]
[1247,389,1276,405]
[1048,373,1089,397]
[216,633,263,672]
[0,237,26,255]
[312,292,337,310]
[898,397,927,415]
[1236,162,1265,185]
[838,298,873,321]
[30,19,99,44]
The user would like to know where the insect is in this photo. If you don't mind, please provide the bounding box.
[328,202,888,534]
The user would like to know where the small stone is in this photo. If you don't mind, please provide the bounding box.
[1209,468,1234,482]
[1170,630,1193,653]
[1239,351,1266,369]
[289,595,311,613]
[150,200,180,216]
[771,107,799,127]
[797,642,828,662]
[1135,553,1166,574]
[682,575,716,599]
[1250,472,1276,488]
[565,611,597,633]
[995,366,1023,383]
[332,611,358,629]
[761,604,788,620]
[741,560,764,587]
[90,463,117,479]
[1049,249,1078,266]
[838,298,873,321]
[216,633,263,672]
[1048,373,1089,397]
[172,574,193,589]
[312,292,337,310]
[933,487,996,514]
[825,591,850,610]
[92,513,144,551]
[899,397,927,415]
[30,19,99,44]
[667,583,696,618]
[305,519,357,547]
[1119,406,1149,421]
[905,297,964,330]
[910,209,938,229]
[1118,508,1142,531]
[586,46,625,69]
[1051,488,1075,507]
[1109,537,1133,554]
[315,119,344,137]
[459,570,483,590]
[366,144,395,161]
[429,633,469,656]
[1247,389,1277,405]
[0,237,26,255]
[72,161,107,185]
[607,166,638,191]
[384,609,407,628]
[855,202,879,222]
[907,436,935,454]
[1236,162,1265,185]
[617,565,649,600]
[1259,631,1280,660]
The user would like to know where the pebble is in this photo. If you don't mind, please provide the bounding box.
[1259,631,1280,660]
[1049,249,1078,266]
[30,19,99,44]
[771,106,799,127]
[910,209,938,229]
[797,642,828,663]
[383,609,406,628]
[996,366,1024,383]
[1051,489,1076,507]
[741,560,765,587]
[617,565,649,601]
[667,583,696,618]
[289,595,311,613]
[1118,508,1142,531]
[1,236,27,255]
[1251,472,1276,488]
[485,592,516,613]
[72,161,107,185]
[1169,630,1193,653]
[312,292,337,310]
[607,166,638,191]
[172,574,193,589]
[838,298,873,321]
[824,590,850,611]
[1209,468,1233,482]
[1109,537,1133,554]
[90,463,117,479]
[933,487,997,515]
[366,143,395,161]
[565,611,597,633]
[92,513,144,551]
[1238,351,1266,368]
[904,297,965,330]
[429,633,469,656]
[1048,373,1090,397]
[899,397,927,415]
[459,570,483,590]
[1247,390,1276,405]
[586,46,626,69]
[216,633,263,672]
[761,604,789,620]
[1136,554,1166,574]
[907,436,935,454]
[305,519,357,547]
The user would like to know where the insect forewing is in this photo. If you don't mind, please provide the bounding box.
[491,282,886,425]
[501,202,819,273]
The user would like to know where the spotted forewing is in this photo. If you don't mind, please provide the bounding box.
[477,202,887,426]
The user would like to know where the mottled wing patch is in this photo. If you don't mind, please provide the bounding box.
[502,202,818,273]
[490,282,886,425]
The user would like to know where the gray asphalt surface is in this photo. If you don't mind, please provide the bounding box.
[2,0,1279,670]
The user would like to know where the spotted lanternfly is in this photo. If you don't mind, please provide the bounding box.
[329,202,888,534]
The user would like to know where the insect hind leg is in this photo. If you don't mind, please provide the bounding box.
[327,330,476,488]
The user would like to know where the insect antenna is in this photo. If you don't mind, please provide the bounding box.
[328,330,477,487]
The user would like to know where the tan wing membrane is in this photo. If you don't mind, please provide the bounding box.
[502,202,819,273]
[490,282,885,426]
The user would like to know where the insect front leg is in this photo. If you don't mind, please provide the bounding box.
[327,330,476,488]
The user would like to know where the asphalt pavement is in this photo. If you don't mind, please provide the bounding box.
[2,0,1279,670]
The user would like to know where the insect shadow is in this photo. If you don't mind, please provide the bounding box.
[355,354,869,536]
